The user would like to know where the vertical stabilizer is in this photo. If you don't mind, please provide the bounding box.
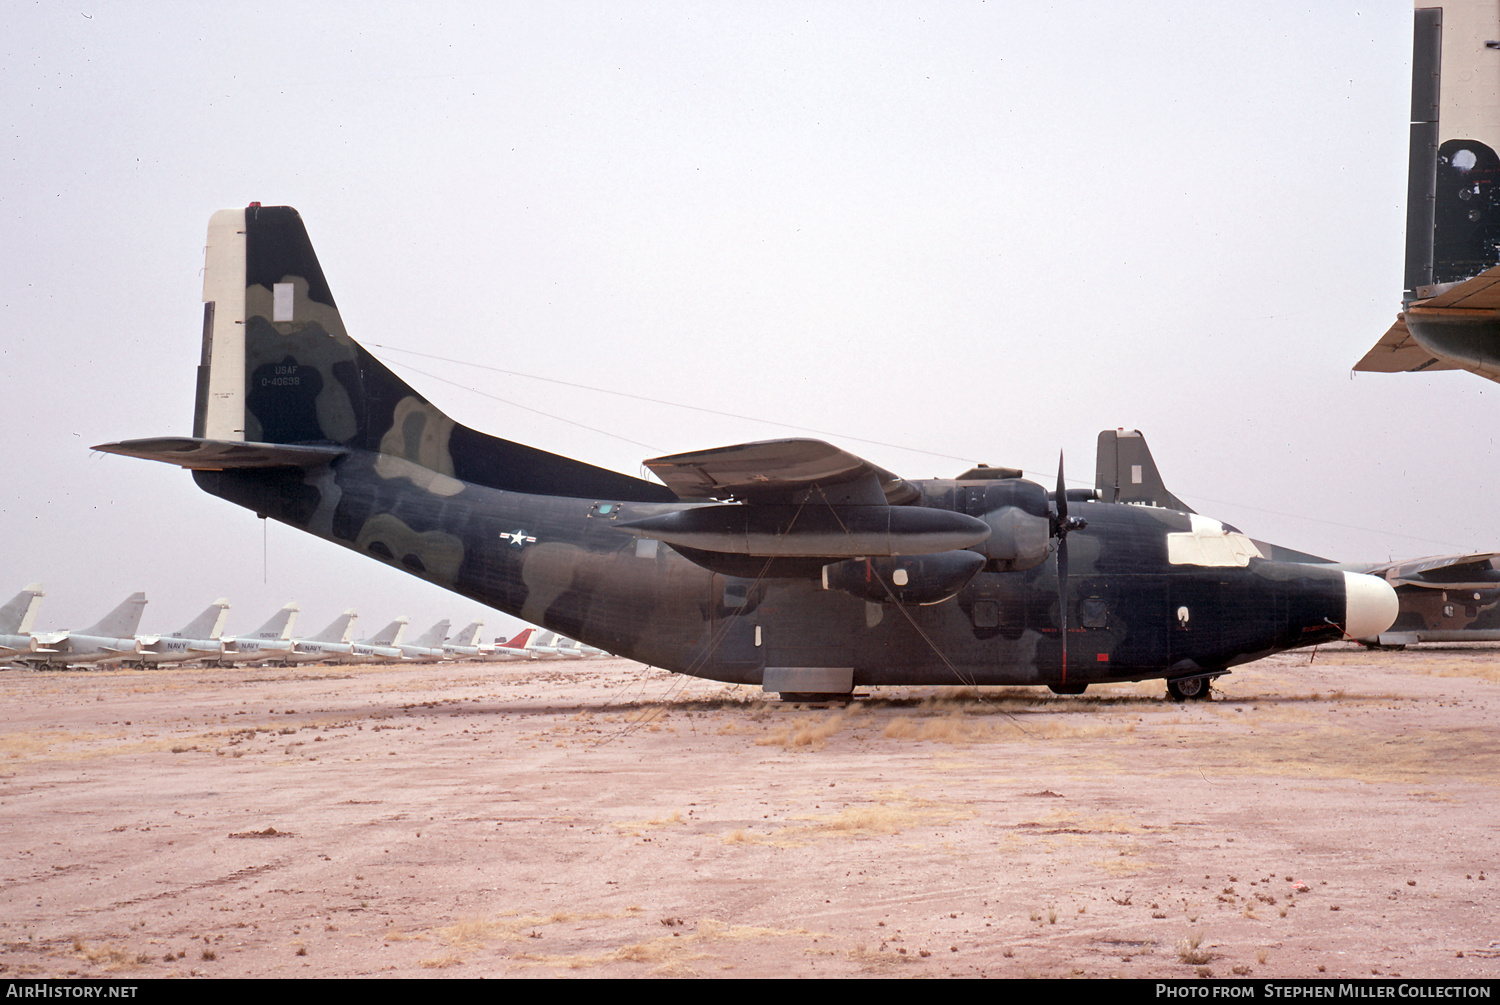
[173,599,231,639]
[310,610,357,643]
[411,620,450,648]
[1094,430,1194,512]
[452,620,484,647]
[363,617,408,646]
[0,583,45,635]
[250,602,300,640]
[81,592,149,638]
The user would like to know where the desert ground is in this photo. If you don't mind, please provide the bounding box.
[1,644,1497,979]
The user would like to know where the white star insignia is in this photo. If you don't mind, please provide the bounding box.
[500,529,537,548]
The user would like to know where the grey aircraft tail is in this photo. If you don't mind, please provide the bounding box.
[452,620,484,647]
[171,598,231,639]
[79,592,148,638]
[360,618,408,647]
[247,601,299,641]
[308,610,357,644]
[0,583,45,635]
[410,619,450,648]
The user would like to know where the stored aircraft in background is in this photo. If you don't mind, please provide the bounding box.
[95,205,1399,700]
[18,592,148,668]
[0,584,49,662]
[221,602,300,664]
[1096,428,1500,649]
[339,617,408,664]
[1355,2,1500,382]
[284,609,359,665]
[398,619,451,662]
[118,598,231,667]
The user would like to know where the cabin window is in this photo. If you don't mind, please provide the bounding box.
[1080,598,1108,629]
[971,600,1000,628]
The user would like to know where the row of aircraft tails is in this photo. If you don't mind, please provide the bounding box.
[84,4,1499,702]
[0,590,605,669]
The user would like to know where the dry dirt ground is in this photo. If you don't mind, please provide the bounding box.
[1,644,1498,979]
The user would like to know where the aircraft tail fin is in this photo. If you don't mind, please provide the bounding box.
[363,617,408,647]
[173,598,231,639]
[309,609,357,643]
[101,205,677,503]
[249,601,299,641]
[0,583,45,635]
[500,627,534,651]
[81,592,148,639]
[411,619,450,648]
[1094,430,1194,512]
[452,620,484,647]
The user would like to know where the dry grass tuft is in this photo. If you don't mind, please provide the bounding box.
[756,711,853,749]
[1176,932,1212,965]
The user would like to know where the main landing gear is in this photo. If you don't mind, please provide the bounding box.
[1166,676,1211,702]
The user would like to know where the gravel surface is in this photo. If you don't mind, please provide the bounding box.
[1,645,1497,979]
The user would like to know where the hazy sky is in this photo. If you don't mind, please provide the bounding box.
[3,2,1491,642]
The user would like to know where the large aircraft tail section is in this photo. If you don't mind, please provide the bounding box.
[80,592,148,639]
[100,205,676,501]
[1355,4,1500,382]
[0,583,45,635]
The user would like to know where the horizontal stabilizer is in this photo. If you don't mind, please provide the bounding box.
[1353,316,1464,373]
[92,437,347,470]
[644,439,919,505]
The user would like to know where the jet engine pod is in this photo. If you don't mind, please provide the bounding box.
[821,550,987,605]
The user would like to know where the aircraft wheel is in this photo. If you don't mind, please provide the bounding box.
[1048,682,1088,695]
[778,692,850,704]
[1166,676,1210,702]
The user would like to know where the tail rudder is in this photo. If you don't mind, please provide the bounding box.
[453,620,484,647]
[0,583,45,635]
[81,592,148,638]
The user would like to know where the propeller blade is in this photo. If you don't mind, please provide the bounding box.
[1057,452,1068,686]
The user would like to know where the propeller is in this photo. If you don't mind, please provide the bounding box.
[1052,452,1088,687]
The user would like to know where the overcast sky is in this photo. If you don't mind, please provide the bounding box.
[3,2,1490,643]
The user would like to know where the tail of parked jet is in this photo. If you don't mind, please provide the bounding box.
[170,598,231,640]
[308,610,357,644]
[1354,4,1500,382]
[247,602,299,641]
[0,583,45,636]
[80,592,148,638]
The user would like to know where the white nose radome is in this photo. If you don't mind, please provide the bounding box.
[1343,571,1399,640]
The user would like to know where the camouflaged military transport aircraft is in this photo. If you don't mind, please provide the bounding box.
[94,206,1399,700]
[1355,2,1500,382]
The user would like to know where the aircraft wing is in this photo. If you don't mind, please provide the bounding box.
[1357,552,1500,590]
[92,437,348,470]
[643,438,919,505]
[1353,317,1465,374]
